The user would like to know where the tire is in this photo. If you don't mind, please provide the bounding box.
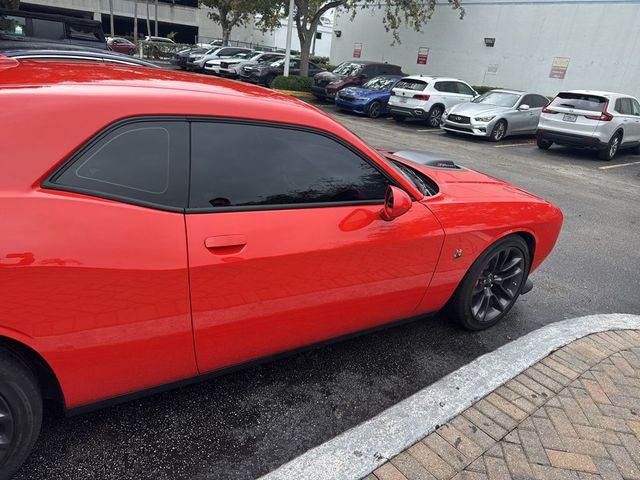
[367,101,382,119]
[392,115,406,123]
[489,120,507,142]
[447,235,530,331]
[599,132,621,161]
[426,105,444,128]
[0,350,42,479]
[537,134,553,150]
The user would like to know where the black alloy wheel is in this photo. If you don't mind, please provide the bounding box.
[367,101,382,119]
[448,236,530,330]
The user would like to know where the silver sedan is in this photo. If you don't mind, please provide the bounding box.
[440,89,549,141]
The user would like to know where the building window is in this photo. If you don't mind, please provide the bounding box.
[316,32,322,40]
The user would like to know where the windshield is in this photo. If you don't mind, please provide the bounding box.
[333,62,364,76]
[550,92,607,111]
[472,91,520,107]
[363,77,397,91]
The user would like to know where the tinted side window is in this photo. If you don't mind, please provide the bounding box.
[190,122,389,209]
[52,121,189,210]
[31,18,65,41]
[521,94,545,108]
[456,82,476,96]
[631,99,640,116]
[434,82,447,92]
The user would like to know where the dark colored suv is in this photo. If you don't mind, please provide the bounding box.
[312,61,404,100]
[0,8,106,49]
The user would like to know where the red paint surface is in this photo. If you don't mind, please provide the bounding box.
[0,60,562,409]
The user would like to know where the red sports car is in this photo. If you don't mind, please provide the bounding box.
[0,54,562,477]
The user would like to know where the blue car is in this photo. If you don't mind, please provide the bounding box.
[335,75,403,118]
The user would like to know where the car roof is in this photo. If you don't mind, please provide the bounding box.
[398,75,467,82]
[561,90,626,97]
[490,89,525,94]
[0,58,381,191]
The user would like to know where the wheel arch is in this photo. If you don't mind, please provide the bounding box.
[430,102,446,112]
[0,336,65,408]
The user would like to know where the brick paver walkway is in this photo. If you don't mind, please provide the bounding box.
[365,330,640,480]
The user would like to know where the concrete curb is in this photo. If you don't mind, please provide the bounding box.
[260,313,640,480]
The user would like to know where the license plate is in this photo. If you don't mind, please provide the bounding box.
[563,114,577,122]
[400,96,407,103]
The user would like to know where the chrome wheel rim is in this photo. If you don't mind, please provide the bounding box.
[610,137,620,157]
[494,122,506,140]
[429,108,442,127]
[0,395,15,462]
[471,246,525,323]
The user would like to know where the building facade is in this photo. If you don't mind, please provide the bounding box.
[330,1,640,97]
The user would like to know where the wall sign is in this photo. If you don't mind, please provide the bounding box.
[549,57,570,79]
[353,43,362,58]
[487,64,498,74]
[417,47,430,65]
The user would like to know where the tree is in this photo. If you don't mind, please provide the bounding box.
[199,0,280,46]
[280,0,465,76]
[0,0,19,8]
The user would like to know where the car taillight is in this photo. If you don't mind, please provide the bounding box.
[585,102,613,121]
[542,97,557,114]
[414,94,430,101]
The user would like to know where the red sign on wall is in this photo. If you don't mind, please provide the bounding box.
[417,47,429,65]
[353,43,362,58]
[549,57,570,79]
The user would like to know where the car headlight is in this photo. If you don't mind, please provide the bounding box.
[355,97,368,101]
[475,115,496,122]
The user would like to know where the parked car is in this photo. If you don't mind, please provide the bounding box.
[144,35,175,44]
[1,53,563,478]
[242,57,325,87]
[217,51,284,78]
[441,89,549,141]
[335,75,403,118]
[237,52,286,81]
[106,36,136,55]
[537,90,640,160]
[171,45,205,69]
[312,60,403,100]
[204,50,259,75]
[0,8,106,49]
[389,76,478,127]
[187,46,251,71]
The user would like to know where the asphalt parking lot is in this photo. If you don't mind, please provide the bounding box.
[15,101,640,480]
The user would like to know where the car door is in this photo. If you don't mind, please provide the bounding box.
[510,94,538,133]
[628,98,640,143]
[31,120,197,407]
[433,81,457,108]
[185,121,445,373]
[454,82,477,105]
[616,98,640,143]
[520,94,547,132]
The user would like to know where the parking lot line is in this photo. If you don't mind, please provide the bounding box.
[598,160,640,170]
[494,142,535,148]
[416,129,443,133]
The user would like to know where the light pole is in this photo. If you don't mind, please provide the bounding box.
[283,0,295,77]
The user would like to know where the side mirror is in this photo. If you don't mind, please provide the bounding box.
[518,104,530,111]
[379,185,412,221]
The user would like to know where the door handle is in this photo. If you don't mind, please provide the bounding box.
[205,234,247,249]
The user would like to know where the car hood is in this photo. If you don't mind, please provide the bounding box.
[449,103,513,116]
[341,86,387,98]
[383,149,546,203]
[315,71,347,83]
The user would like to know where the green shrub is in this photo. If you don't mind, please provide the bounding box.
[472,85,501,95]
[271,75,313,92]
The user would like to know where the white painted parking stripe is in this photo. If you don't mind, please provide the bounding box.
[259,313,640,480]
[494,142,534,148]
[598,160,640,170]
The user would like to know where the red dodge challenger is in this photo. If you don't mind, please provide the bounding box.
[0,53,562,477]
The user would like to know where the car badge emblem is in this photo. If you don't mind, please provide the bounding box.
[453,249,463,259]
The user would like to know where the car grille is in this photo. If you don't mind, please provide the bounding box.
[448,114,471,124]
[445,124,473,133]
[315,78,331,87]
[220,62,229,69]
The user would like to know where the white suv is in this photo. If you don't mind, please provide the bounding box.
[388,76,477,127]
[537,90,640,160]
